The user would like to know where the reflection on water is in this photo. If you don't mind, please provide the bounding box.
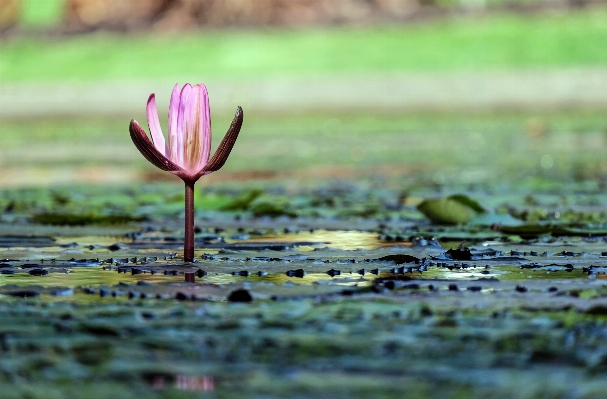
[242,229,392,250]
[0,268,184,288]
[54,235,133,247]
[151,375,214,391]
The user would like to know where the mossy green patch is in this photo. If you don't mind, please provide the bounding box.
[32,213,145,226]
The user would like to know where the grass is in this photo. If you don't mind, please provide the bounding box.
[20,0,65,27]
[2,8,607,82]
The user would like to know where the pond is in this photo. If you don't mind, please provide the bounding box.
[3,112,607,398]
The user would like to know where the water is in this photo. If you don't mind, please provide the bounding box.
[0,228,598,305]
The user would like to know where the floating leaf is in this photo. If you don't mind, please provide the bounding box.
[448,194,487,214]
[417,194,485,224]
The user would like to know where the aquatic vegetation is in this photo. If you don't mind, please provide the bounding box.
[129,83,243,261]
[32,212,144,226]
[4,181,607,397]
[417,194,487,224]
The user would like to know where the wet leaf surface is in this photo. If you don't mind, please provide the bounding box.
[3,181,607,398]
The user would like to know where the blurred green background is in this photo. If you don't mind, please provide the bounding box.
[1,0,607,188]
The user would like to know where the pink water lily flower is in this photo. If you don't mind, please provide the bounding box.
[130,83,243,184]
[129,83,243,262]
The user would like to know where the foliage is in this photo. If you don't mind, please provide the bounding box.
[2,9,607,81]
[32,212,145,226]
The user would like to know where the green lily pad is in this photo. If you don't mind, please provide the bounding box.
[448,194,487,214]
[417,194,486,224]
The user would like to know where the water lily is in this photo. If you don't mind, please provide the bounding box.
[130,83,243,262]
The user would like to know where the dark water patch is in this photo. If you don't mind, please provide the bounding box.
[327,268,341,277]
[0,235,56,247]
[28,269,49,276]
[520,263,574,272]
[376,254,420,264]
[2,289,40,298]
[107,243,129,251]
[228,289,253,302]
[286,269,306,278]
[433,248,528,263]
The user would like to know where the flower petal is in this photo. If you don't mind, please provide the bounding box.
[167,83,180,163]
[184,84,212,174]
[199,84,212,167]
[200,106,243,176]
[174,84,192,168]
[129,119,183,173]
[146,94,167,156]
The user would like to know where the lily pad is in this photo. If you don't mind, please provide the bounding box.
[417,194,486,224]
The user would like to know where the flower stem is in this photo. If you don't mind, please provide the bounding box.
[184,180,195,262]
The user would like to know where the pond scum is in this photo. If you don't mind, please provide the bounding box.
[2,180,607,398]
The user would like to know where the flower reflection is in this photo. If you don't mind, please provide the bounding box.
[151,375,215,391]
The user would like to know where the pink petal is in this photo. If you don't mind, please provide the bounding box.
[183,84,212,174]
[167,83,180,164]
[199,84,212,168]
[146,94,167,156]
[175,84,193,168]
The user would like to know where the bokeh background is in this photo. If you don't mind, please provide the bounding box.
[1,0,607,188]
